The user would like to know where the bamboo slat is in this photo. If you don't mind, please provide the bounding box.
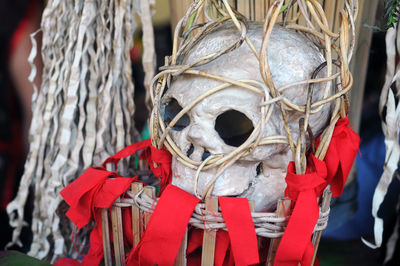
[323,0,337,31]
[266,199,291,266]
[131,182,143,248]
[101,209,113,266]
[238,0,250,19]
[311,188,332,265]
[175,229,188,266]
[201,197,218,266]
[256,0,265,21]
[111,200,126,266]
[169,1,355,33]
[333,0,345,32]
[143,186,156,231]
[348,0,379,134]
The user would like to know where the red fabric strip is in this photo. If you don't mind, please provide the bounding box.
[274,190,318,266]
[215,231,231,266]
[128,185,200,266]
[60,167,116,229]
[323,117,360,197]
[54,258,81,266]
[275,116,360,266]
[186,229,231,266]
[102,138,172,191]
[219,197,259,266]
[274,155,327,266]
[102,139,153,169]
[59,167,136,265]
[284,155,327,201]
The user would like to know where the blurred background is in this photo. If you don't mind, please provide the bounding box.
[0,0,399,265]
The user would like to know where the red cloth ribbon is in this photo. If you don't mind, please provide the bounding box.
[322,117,360,197]
[57,139,171,265]
[275,117,360,266]
[186,229,232,266]
[219,197,259,266]
[131,194,259,266]
[275,155,326,266]
[102,138,172,190]
[127,185,200,265]
[60,167,136,265]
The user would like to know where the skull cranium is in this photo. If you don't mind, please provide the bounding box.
[160,22,330,211]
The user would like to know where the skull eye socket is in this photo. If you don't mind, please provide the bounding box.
[215,110,254,147]
[163,98,190,131]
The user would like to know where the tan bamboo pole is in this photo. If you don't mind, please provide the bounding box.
[101,209,112,266]
[131,183,144,248]
[174,229,188,266]
[201,198,218,265]
[266,199,291,266]
[111,199,125,266]
[143,186,156,231]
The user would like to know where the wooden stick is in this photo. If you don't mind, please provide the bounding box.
[255,0,264,21]
[111,199,126,266]
[333,0,345,33]
[266,199,291,266]
[131,182,144,248]
[311,187,332,265]
[143,186,156,231]
[249,200,255,212]
[323,0,336,31]
[174,229,188,266]
[237,0,249,19]
[101,209,112,266]
[201,197,218,266]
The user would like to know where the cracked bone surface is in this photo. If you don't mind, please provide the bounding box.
[161,22,331,211]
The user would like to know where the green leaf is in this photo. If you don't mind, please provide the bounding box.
[383,0,400,29]
[0,251,51,266]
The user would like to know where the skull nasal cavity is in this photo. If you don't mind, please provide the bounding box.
[215,110,254,147]
[163,98,190,131]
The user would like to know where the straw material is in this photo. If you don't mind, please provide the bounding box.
[5,0,153,261]
[364,23,400,263]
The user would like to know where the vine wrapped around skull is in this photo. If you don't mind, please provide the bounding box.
[149,0,357,210]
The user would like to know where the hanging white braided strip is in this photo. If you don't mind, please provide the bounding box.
[6,0,145,261]
[363,24,400,262]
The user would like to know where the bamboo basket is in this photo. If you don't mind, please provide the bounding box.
[101,182,332,266]
[101,0,358,264]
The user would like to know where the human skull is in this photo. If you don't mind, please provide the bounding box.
[160,22,330,211]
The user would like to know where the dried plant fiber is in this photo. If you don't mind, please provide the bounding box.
[363,23,400,264]
[5,0,156,262]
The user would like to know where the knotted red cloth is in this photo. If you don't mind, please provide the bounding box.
[274,117,360,266]
[60,167,136,265]
[102,138,172,190]
[57,139,172,265]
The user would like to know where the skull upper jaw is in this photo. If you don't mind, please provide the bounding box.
[171,157,288,211]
